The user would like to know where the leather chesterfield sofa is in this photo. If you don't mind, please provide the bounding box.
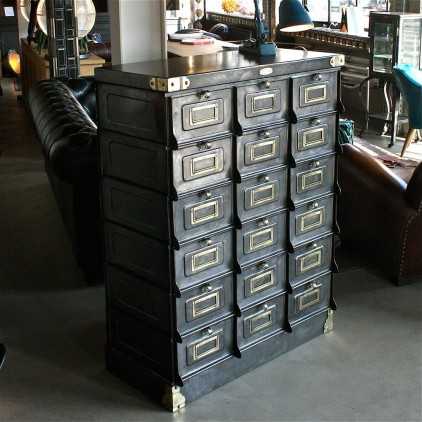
[28,78,101,282]
[338,143,422,285]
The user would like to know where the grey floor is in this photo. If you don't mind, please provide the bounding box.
[0,80,421,422]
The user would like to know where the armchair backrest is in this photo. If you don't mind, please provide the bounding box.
[394,65,422,129]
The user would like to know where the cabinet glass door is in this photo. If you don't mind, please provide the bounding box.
[398,19,422,70]
[373,22,395,74]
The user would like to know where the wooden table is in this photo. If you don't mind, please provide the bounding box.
[21,39,106,98]
[167,39,239,57]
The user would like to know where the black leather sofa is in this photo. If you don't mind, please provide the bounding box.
[28,78,101,282]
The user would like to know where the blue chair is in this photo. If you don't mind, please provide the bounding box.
[393,64,422,157]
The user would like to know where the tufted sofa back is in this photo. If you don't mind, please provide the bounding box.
[28,78,98,183]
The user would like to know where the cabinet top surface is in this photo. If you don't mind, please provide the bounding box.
[96,49,343,92]
[101,49,336,79]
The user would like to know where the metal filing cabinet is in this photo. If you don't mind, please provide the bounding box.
[96,50,343,411]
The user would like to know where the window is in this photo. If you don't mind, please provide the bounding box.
[206,0,263,19]
[303,0,388,28]
[3,6,14,16]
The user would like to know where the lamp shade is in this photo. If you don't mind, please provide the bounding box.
[8,50,21,75]
[279,0,314,33]
[37,0,96,38]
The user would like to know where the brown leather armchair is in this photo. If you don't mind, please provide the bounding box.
[338,143,422,285]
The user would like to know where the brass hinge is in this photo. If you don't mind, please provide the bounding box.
[330,54,345,68]
[149,76,191,93]
[162,386,186,412]
[324,308,334,334]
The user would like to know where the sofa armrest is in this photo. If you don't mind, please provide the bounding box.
[405,162,422,212]
[338,144,416,280]
[340,144,408,200]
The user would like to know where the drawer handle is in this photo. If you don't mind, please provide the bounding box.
[262,80,271,89]
[260,175,270,183]
[312,118,321,126]
[262,130,271,138]
[259,218,270,227]
[311,201,319,209]
[206,327,213,335]
[310,160,321,168]
[202,238,213,247]
[199,91,211,100]
[202,284,213,293]
[198,142,212,150]
[200,190,212,199]
[309,242,318,249]
[313,74,323,81]
[258,261,269,270]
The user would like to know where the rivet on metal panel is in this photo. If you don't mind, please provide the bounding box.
[149,78,157,90]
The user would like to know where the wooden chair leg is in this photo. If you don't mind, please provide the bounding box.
[401,128,416,157]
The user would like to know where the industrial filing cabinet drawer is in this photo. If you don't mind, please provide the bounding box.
[177,316,234,378]
[236,251,287,310]
[174,228,234,290]
[105,223,233,290]
[173,137,233,194]
[291,113,336,164]
[103,179,233,244]
[236,77,289,131]
[236,166,288,222]
[290,154,335,205]
[177,273,234,335]
[236,294,286,350]
[291,70,338,119]
[171,87,233,143]
[288,234,333,287]
[236,210,287,267]
[236,125,288,176]
[106,265,171,333]
[98,84,165,143]
[103,177,169,241]
[100,131,168,193]
[109,308,174,381]
[289,194,334,248]
[173,182,233,243]
[288,272,331,325]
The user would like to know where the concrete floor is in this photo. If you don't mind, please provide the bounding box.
[0,79,421,422]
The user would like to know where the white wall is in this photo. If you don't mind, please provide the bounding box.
[109,0,167,65]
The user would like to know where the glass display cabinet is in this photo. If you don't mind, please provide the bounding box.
[369,12,422,78]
